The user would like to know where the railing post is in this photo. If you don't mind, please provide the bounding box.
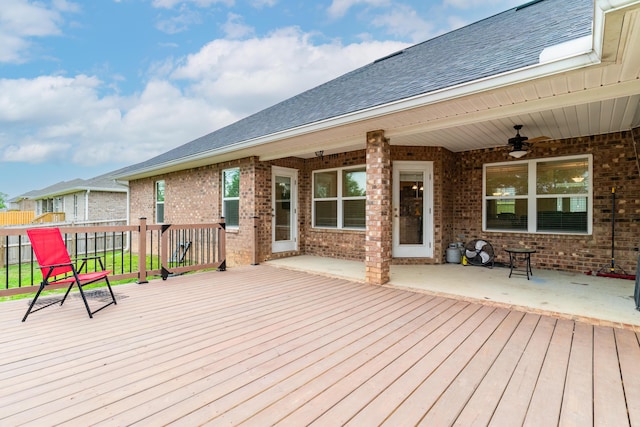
[252,216,259,265]
[138,217,148,284]
[218,220,226,271]
[160,224,171,280]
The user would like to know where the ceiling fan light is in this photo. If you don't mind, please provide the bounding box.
[509,149,528,158]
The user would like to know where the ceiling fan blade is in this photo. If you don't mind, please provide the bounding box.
[527,135,551,143]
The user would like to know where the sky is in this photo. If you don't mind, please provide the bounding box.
[0,0,525,200]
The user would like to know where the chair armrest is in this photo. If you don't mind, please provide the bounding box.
[39,261,74,269]
[74,256,107,272]
[71,255,102,262]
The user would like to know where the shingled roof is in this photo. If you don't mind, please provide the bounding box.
[21,173,127,199]
[116,0,593,178]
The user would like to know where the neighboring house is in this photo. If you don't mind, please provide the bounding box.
[7,193,36,212]
[115,0,640,285]
[22,173,128,223]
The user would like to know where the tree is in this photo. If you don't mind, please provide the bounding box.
[0,191,7,210]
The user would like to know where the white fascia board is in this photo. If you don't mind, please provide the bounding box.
[597,0,640,11]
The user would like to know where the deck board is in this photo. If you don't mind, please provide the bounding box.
[0,264,638,426]
[418,310,525,426]
[559,321,593,426]
[489,315,556,426]
[452,312,540,426]
[523,318,574,426]
[615,328,640,426]
[382,307,511,426]
[593,327,629,427]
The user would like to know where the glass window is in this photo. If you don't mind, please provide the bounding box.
[314,171,337,198]
[343,169,366,197]
[536,159,589,195]
[223,168,240,227]
[155,180,165,223]
[484,156,591,234]
[313,166,366,229]
[485,163,528,197]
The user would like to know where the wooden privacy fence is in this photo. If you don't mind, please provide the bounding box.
[0,211,35,226]
[0,218,226,297]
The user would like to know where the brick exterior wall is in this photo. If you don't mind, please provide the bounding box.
[129,160,255,267]
[128,127,640,277]
[298,151,367,261]
[453,130,640,275]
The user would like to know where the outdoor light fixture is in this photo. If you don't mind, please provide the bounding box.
[504,125,549,158]
[315,150,324,158]
[507,125,530,158]
[509,150,528,159]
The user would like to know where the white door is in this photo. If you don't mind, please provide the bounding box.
[392,161,433,258]
[272,167,298,253]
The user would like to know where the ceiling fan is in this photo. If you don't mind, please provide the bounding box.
[507,125,549,158]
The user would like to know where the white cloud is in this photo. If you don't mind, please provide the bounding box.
[444,0,523,10]
[0,74,218,165]
[151,0,234,9]
[327,0,390,19]
[251,0,277,7]
[222,13,255,39]
[0,0,79,63]
[0,75,102,123]
[371,4,436,43]
[0,28,408,168]
[155,8,202,34]
[0,33,30,63]
[52,0,81,13]
[2,141,71,163]
[171,26,408,116]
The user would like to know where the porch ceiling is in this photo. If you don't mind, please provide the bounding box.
[253,4,640,161]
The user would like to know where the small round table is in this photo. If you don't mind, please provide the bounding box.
[505,248,536,280]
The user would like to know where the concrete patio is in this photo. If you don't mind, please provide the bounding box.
[266,255,640,329]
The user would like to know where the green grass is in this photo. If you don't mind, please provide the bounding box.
[0,251,161,302]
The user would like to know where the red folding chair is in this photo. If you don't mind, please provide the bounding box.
[23,228,117,322]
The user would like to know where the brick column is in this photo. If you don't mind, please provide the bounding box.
[365,130,392,285]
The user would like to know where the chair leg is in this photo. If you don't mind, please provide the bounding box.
[22,282,46,322]
[75,283,94,319]
[79,278,118,318]
[88,278,118,316]
[105,277,117,306]
[60,282,75,306]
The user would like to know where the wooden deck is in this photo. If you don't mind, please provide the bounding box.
[1,265,640,426]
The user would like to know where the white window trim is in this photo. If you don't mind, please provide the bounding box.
[222,168,240,229]
[155,180,165,224]
[483,154,593,234]
[312,165,366,230]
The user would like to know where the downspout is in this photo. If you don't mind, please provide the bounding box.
[115,179,131,251]
[632,128,640,178]
[85,190,90,221]
[115,180,131,226]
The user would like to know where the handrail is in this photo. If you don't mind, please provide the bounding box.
[0,218,226,296]
[31,212,65,224]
